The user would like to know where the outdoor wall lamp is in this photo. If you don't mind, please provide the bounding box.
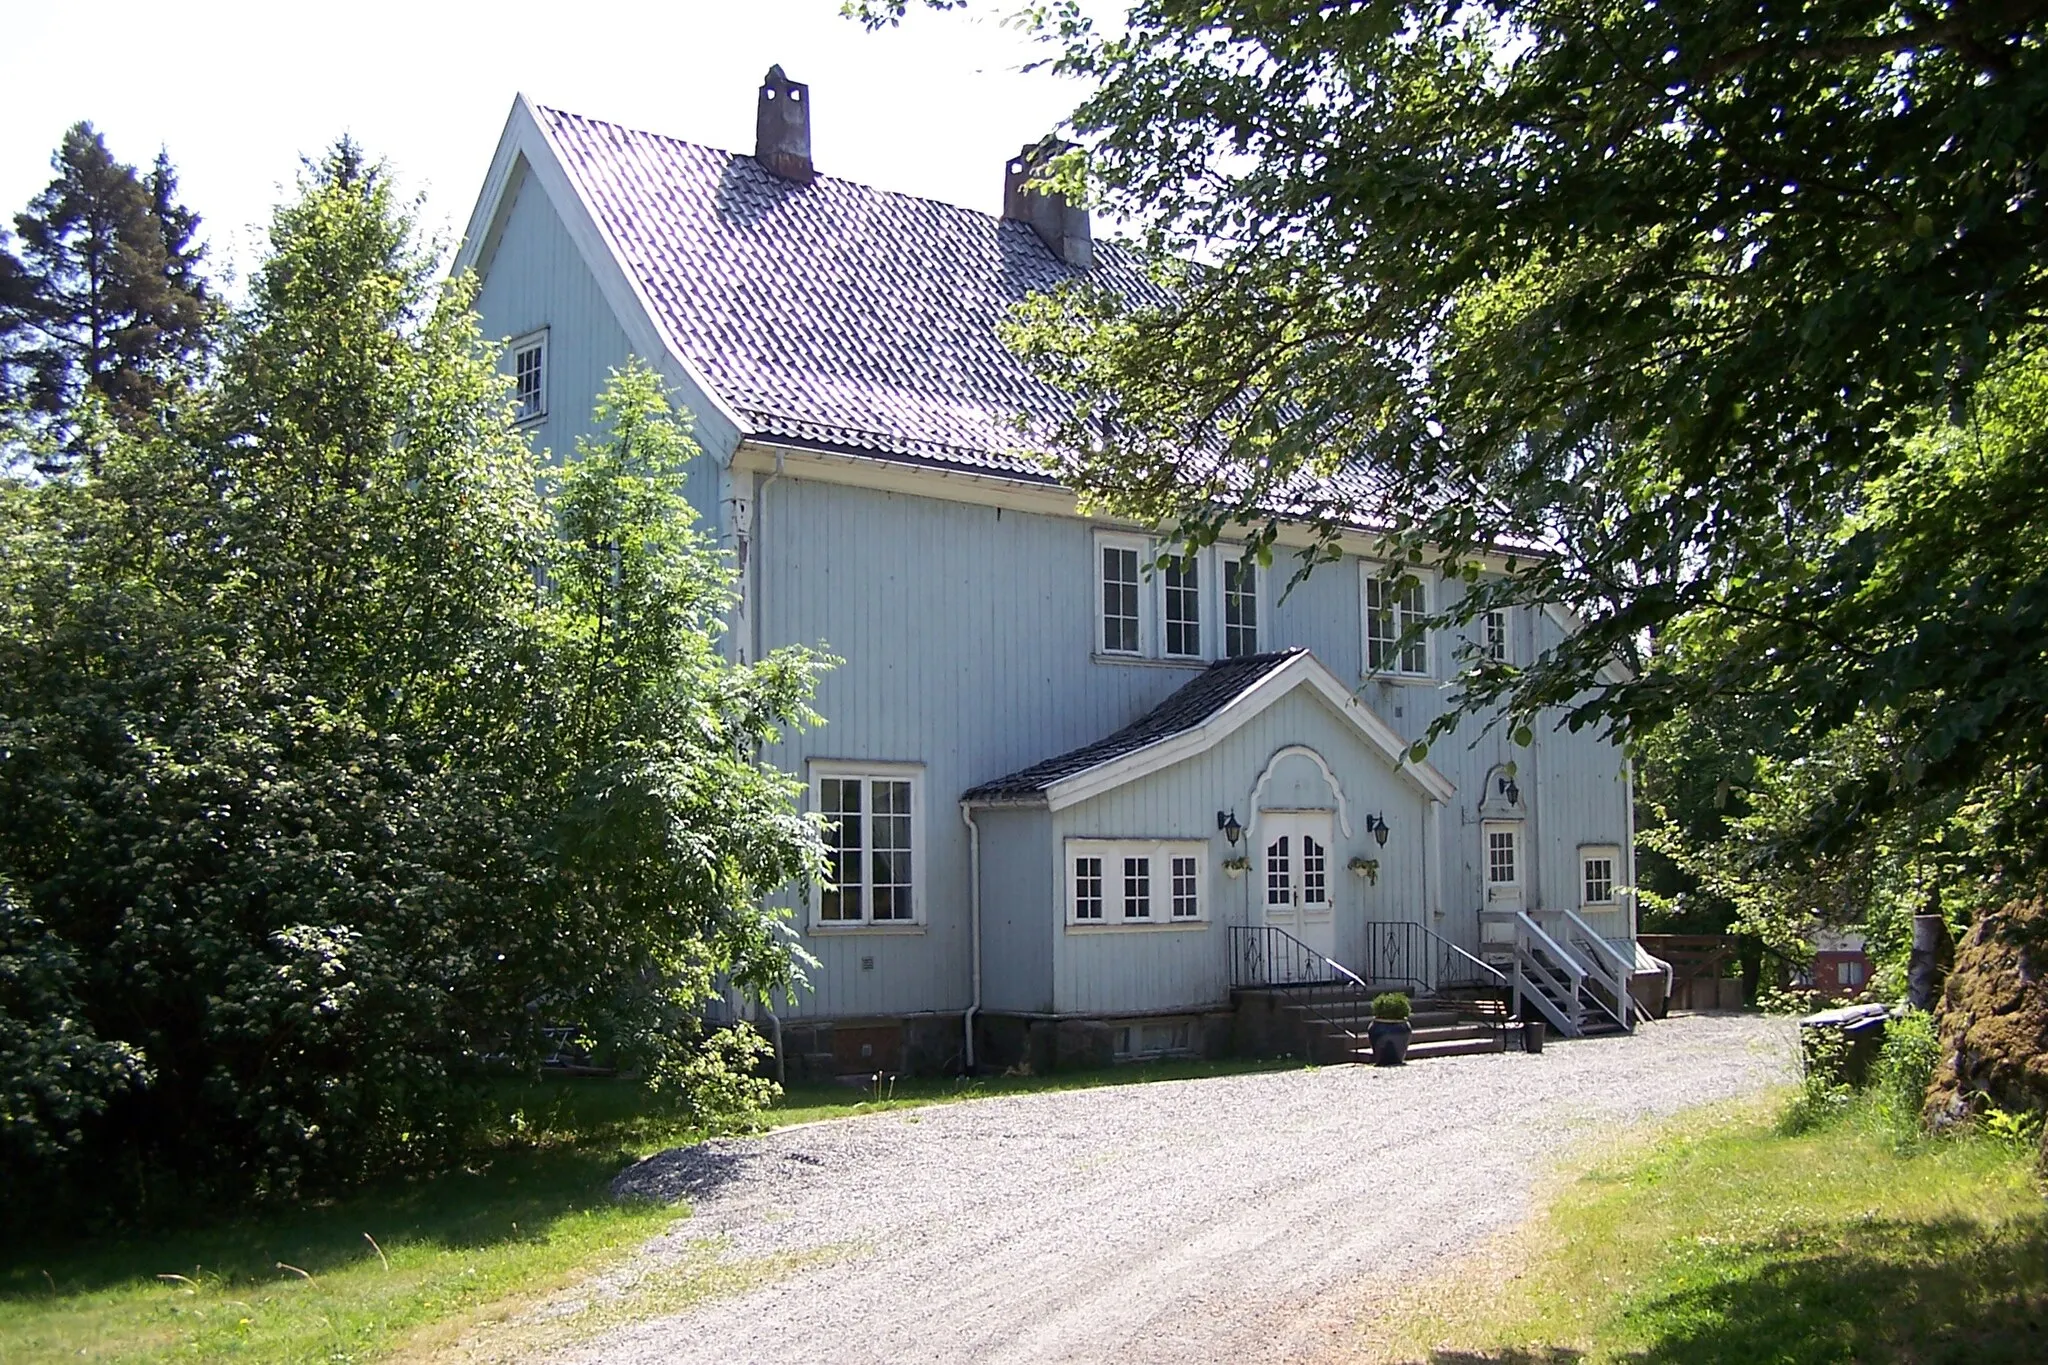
[1365,813,1391,847]
[1498,775,1522,806]
[1217,809,1243,846]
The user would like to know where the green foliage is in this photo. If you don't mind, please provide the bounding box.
[1870,1010,1941,1148]
[0,143,826,1226]
[1370,991,1411,1021]
[865,2,2048,881]
[1782,1027,1854,1136]
[0,122,209,470]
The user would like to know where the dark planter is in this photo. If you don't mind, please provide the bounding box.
[1523,1018,1546,1054]
[1366,1018,1412,1066]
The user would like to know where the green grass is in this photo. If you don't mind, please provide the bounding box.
[1366,1091,2048,1365]
[0,1055,1299,1363]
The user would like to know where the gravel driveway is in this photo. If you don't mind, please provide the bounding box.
[564,1014,1794,1365]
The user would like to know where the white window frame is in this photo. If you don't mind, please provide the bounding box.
[809,761,925,931]
[1361,562,1431,679]
[509,328,548,424]
[1219,547,1265,659]
[1065,838,1208,929]
[1160,552,1204,660]
[1096,531,1150,657]
[1580,843,1622,910]
[1483,607,1512,664]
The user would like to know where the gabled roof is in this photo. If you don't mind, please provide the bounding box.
[964,648,1455,808]
[527,104,1169,478]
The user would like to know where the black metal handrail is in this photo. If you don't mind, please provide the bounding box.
[1362,919,1509,997]
[1228,924,1378,1053]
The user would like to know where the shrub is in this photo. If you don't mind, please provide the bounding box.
[1371,992,1412,1021]
[1869,1009,1941,1148]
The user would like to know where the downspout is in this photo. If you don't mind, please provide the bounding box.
[751,448,785,667]
[766,1003,784,1087]
[1622,758,1639,940]
[961,802,982,1074]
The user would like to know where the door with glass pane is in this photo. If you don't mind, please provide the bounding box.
[1259,811,1337,978]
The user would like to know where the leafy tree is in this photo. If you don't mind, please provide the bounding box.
[862,0,2048,861]
[0,144,826,1225]
[0,123,209,470]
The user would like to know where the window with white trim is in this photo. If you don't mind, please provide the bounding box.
[510,329,548,423]
[1488,828,1517,886]
[1122,855,1153,919]
[1162,555,1201,658]
[1483,608,1511,663]
[1099,536,1144,655]
[1067,839,1206,926]
[1580,845,1620,909]
[1363,566,1429,676]
[1837,958,1867,987]
[1091,535,1267,664]
[1222,551,1259,657]
[812,763,922,927]
[1170,855,1200,919]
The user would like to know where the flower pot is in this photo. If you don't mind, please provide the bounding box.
[1366,1017,1411,1066]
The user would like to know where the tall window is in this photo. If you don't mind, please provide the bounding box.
[1365,571,1428,675]
[1163,557,1201,657]
[1122,856,1153,919]
[1170,856,1200,919]
[1301,834,1328,907]
[510,330,547,423]
[1101,543,1141,654]
[1074,856,1105,921]
[1223,554,1259,657]
[813,766,920,926]
[1484,608,1510,663]
[1266,835,1292,906]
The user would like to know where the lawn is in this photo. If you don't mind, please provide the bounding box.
[1361,1090,2048,1365]
[0,1056,1296,1363]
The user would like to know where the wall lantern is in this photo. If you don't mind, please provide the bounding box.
[1216,809,1243,846]
[1365,813,1391,847]
[1498,775,1522,806]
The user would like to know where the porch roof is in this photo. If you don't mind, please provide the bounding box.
[962,647,1455,808]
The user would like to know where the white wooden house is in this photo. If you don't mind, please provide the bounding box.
[455,69,1647,1077]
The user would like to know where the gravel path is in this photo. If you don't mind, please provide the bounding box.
[564,1015,1795,1365]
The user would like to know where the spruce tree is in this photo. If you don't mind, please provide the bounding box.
[0,123,209,469]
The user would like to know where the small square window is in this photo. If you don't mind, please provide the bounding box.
[509,330,547,423]
[1579,845,1622,908]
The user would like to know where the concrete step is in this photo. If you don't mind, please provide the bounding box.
[1349,1035,1504,1062]
[1409,1023,1500,1044]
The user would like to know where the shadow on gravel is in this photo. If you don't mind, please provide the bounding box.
[610,1142,825,1205]
[1420,1352,1584,1364]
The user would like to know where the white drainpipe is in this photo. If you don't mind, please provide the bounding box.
[961,801,983,1072]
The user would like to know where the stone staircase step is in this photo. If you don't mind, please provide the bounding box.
[1348,1035,1504,1062]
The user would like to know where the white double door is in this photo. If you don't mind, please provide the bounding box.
[1260,810,1337,974]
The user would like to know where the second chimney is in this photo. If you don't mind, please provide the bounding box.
[1004,139,1093,270]
[756,65,813,184]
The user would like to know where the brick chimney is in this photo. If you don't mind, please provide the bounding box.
[755,65,813,184]
[1003,138,1092,269]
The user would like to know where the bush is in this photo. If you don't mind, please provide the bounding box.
[1869,1009,1940,1147]
[1371,992,1412,1021]
[0,149,826,1228]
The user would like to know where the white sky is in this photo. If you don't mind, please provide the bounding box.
[0,0,1084,285]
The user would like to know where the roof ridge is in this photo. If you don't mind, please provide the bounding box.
[532,101,1031,236]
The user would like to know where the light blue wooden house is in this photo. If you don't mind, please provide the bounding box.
[455,70,1652,1078]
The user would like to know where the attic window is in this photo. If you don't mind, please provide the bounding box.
[511,330,548,424]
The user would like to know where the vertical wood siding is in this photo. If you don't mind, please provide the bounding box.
[469,170,727,526]
[1047,687,1436,1015]
[975,806,1054,1013]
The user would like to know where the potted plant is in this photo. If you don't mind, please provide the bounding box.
[1367,991,1412,1066]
